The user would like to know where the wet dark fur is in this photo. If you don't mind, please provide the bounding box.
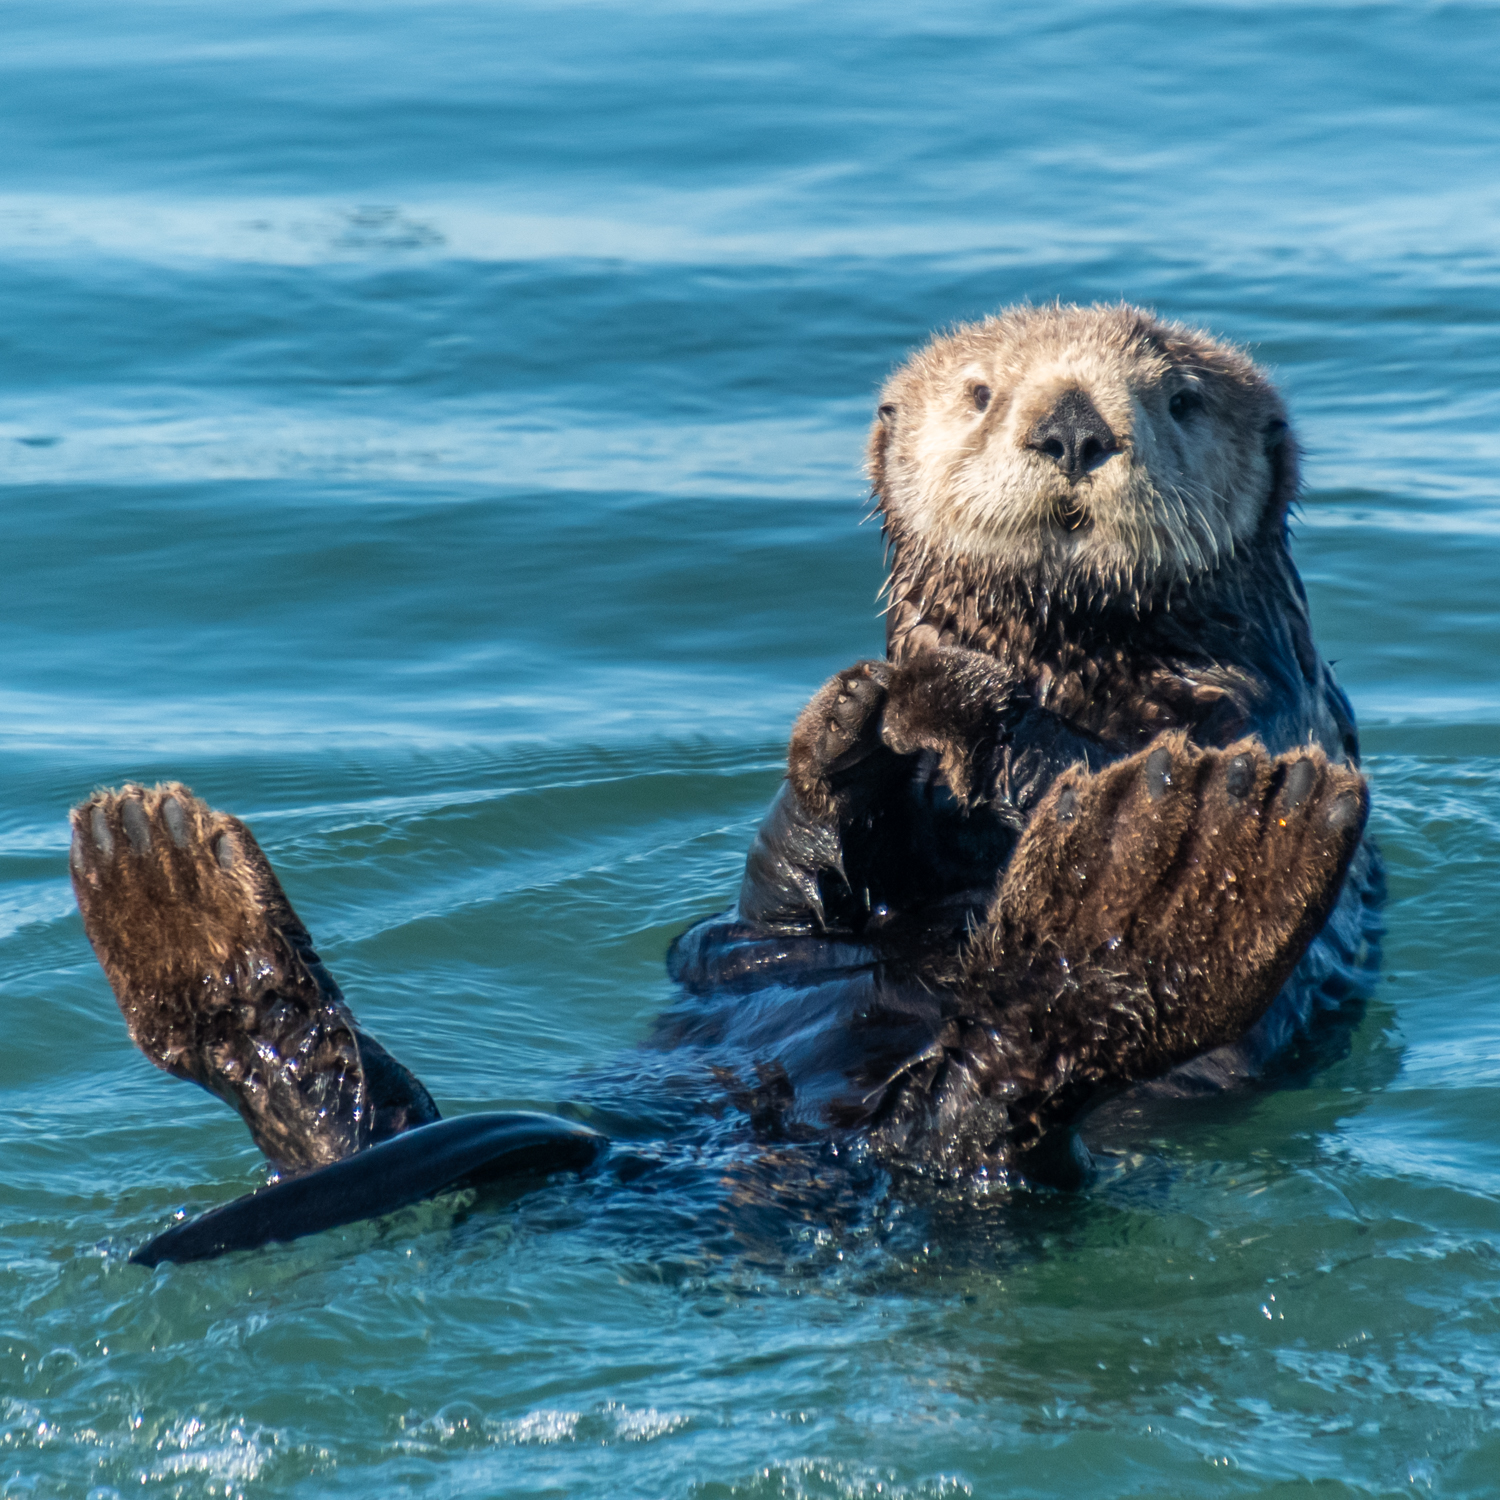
[67,537,1379,1205]
[73,733,1366,1203]
[725,396,1381,1118]
[668,730,1367,1176]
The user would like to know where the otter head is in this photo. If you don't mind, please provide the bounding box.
[869,303,1297,610]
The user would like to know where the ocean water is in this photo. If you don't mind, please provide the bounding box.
[3,1,1499,1494]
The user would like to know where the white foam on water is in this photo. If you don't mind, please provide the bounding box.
[499,1408,582,1445]
[0,1402,281,1495]
[144,1417,274,1485]
[604,1402,693,1442]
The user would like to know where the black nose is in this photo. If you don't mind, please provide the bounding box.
[1026,389,1119,480]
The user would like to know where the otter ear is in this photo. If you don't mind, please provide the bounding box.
[1264,420,1300,528]
[867,404,896,495]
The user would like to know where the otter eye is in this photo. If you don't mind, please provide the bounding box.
[1168,388,1203,421]
[877,403,897,429]
[972,384,992,413]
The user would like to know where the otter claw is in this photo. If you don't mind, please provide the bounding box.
[1145,746,1173,801]
[1328,790,1362,831]
[121,798,152,854]
[88,805,114,861]
[1280,757,1317,811]
[1224,752,1254,799]
[162,795,190,848]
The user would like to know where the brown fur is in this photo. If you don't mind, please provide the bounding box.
[735,301,1379,1161]
[863,733,1368,1172]
[70,784,437,1171]
[859,302,1352,763]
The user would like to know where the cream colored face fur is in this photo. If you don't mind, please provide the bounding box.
[871,303,1290,601]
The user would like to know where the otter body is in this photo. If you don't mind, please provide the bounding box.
[712,303,1380,1106]
[68,303,1379,1261]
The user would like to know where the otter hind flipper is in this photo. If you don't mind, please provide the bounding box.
[983,732,1369,1088]
[869,735,1368,1173]
[129,1112,607,1267]
[70,783,439,1173]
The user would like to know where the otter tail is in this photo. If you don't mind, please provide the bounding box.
[130,1112,605,1267]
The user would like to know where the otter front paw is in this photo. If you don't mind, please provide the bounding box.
[878,646,1025,807]
[787,659,893,818]
[977,732,1368,1074]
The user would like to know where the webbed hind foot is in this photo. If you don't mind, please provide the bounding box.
[70,784,438,1172]
[980,732,1370,1081]
[867,735,1368,1175]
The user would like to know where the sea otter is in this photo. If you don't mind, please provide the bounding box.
[68,302,1378,1264]
[714,302,1381,1088]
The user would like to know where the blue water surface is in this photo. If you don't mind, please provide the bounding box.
[2,2,1499,1495]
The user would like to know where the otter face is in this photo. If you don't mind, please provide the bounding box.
[870,303,1293,603]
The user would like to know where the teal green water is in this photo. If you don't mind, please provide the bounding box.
[3,3,1500,1494]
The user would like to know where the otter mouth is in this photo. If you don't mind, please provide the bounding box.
[1047,498,1093,535]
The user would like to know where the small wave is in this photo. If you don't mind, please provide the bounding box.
[0,395,857,494]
